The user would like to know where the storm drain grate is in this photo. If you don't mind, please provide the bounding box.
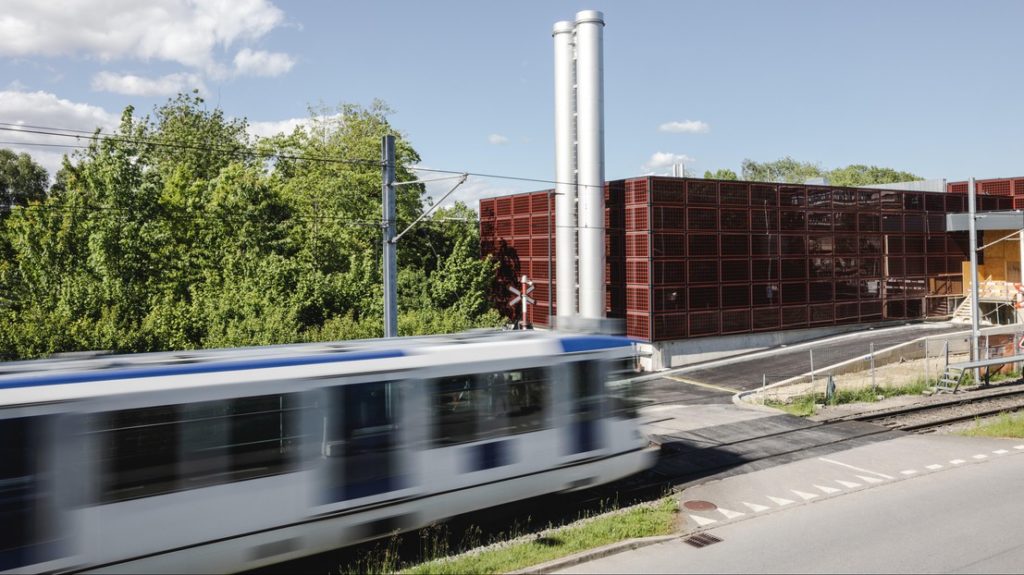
[684,533,723,548]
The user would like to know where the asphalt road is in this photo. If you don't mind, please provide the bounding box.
[678,322,968,391]
[560,435,1024,574]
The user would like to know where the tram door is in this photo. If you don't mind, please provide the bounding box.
[322,382,403,503]
[569,362,604,454]
[0,416,62,571]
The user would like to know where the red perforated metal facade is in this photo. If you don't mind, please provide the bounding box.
[480,176,1013,341]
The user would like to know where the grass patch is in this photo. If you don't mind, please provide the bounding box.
[981,370,1021,385]
[960,411,1024,438]
[347,497,678,575]
[766,377,934,417]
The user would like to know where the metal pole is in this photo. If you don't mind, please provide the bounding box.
[521,274,529,328]
[762,374,767,405]
[870,342,876,390]
[923,337,929,387]
[968,176,981,381]
[944,339,949,372]
[985,334,991,386]
[1019,228,1024,323]
[382,135,398,338]
[809,349,815,386]
[548,189,553,326]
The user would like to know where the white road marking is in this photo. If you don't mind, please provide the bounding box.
[993,449,1009,455]
[973,454,988,460]
[836,480,862,489]
[718,507,746,519]
[950,459,966,465]
[856,475,884,484]
[900,470,918,476]
[767,495,795,506]
[743,501,771,513]
[1015,445,1024,450]
[818,457,895,480]
[926,464,943,470]
[791,489,819,501]
[815,484,841,494]
[689,514,718,527]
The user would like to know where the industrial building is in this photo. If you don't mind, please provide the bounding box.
[479,178,1016,369]
[482,10,1024,370]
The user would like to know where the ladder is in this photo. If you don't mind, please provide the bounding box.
[933,365,966,394]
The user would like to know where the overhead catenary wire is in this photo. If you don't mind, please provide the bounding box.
[5,202,483,229]
[0,122,605,190]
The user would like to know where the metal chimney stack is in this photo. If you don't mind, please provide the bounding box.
[574,10,606,321]
[552,20,577,323]
[553,10,606,324]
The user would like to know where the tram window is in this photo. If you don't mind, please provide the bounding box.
[605,358,641,419]
[434,374,479,445]
[93,393,311,503]
[433,368,549,446]
[492,367,547,434]
[95,405,180,501]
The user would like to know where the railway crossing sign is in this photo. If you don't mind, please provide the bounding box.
[508,276,535,306]
[509,275,535,328]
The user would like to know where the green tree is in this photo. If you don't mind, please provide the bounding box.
[826,164,921,187]
[741,157,921,186]
[703,168,738,180]
[0,148,48,212]
[0,95,503,361]
[741,156,824,183]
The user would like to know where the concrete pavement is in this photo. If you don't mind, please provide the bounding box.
[554,434,1024,573]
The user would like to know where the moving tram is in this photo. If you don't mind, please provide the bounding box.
[0,330,654,573]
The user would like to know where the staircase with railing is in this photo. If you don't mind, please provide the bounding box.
[951,279,1022,325]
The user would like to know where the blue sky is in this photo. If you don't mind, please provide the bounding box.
[1,0,1022,205]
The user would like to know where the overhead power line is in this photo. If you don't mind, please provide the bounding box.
[0,121,603,190]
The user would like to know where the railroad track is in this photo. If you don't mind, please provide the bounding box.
[834,383,1024,433]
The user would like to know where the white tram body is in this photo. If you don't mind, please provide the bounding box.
[0,330,655,573]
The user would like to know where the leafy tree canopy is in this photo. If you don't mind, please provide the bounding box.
[737,156,921,186]
[826,164,921,187]
[703,168,738,180]
[0,149,48,211]
[0,94,500,360]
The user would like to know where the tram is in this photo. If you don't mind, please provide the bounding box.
[0,330,654,573]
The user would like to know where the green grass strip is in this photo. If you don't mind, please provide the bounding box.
[766,378,934,417]
[960,411,1024,438]
[397,498,678,575]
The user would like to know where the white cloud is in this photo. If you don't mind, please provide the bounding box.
[642,152,696,173]
[91,71,207,96]
[232,48,295,77]
[658,120,710,134]
[488,134,509,145]
[247,112,345,139]
[248,117,308,139]
[0,0,291,77]
[0,90,119,176]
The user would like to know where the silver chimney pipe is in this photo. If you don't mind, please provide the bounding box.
[552,20,577,322]
[574,10,606,320]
